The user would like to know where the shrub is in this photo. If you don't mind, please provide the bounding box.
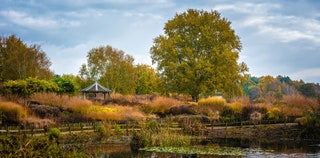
[29,104,60,119]
[114,124,122,135]
[242,105,268,121]
[1,78,59,99]
[250,111,262,126]
[266,107,282,121]
[0,101,27,124]
[130,129,151,152]
[49,128,61,141]
[169,104,195,115]
[299,111,320,139]
[57,112,90,123]
[96,125,108,137]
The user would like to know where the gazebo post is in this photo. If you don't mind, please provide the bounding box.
[82,92,86,99]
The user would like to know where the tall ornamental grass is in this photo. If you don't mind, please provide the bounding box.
[197,97,227,113]
[30,92,69,107]
[85,105,147,121]
[0,101,27,124]
[140,96,183,115]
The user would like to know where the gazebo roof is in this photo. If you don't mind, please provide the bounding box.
[81,82,111,93]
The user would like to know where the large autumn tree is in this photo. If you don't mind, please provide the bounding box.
[150,9,248,100]
[0,35,54,82]
[79,45,137,94]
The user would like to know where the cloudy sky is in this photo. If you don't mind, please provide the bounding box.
[1,0,320,83]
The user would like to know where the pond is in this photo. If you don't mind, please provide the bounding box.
[91,138,320,158]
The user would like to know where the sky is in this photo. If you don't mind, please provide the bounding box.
[1,0,320,83]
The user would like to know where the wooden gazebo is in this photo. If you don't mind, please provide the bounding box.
[81,82,111,100]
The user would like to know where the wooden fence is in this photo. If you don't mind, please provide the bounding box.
[0,118,297,136]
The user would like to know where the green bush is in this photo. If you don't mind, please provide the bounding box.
[114,124,122,135]
[29,104,60,119]
[49,128,61,141]
[96,125,106,136]
[96,124,112,138]
[51,76,76,95]
[1,77,59,99]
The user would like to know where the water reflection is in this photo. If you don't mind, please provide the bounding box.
[91,138,320,158]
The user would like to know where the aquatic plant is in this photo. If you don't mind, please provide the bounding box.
[0,135,90,157]
[141,146,246,156]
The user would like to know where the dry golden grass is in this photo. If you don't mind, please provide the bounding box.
[84,105,148,121]
[231,96,251,106]
[64,97,92,113]
[107,93,138,105]
[198,97,227,112]
[30,92,93,112]
[30,92,69,107]
[140,96,184,115]
[228,101,243,115]
[119,106,151,120]
[0,101,27,123]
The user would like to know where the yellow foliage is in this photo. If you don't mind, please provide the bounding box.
[198,97,226,112]
[271,107,281,113]
[84,105,147,121]
[198,97,226,106]
[228,101,243,114]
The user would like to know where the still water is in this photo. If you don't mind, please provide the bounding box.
[92,138,320,158]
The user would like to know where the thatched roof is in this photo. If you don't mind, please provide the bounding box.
[81,82,111,93]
